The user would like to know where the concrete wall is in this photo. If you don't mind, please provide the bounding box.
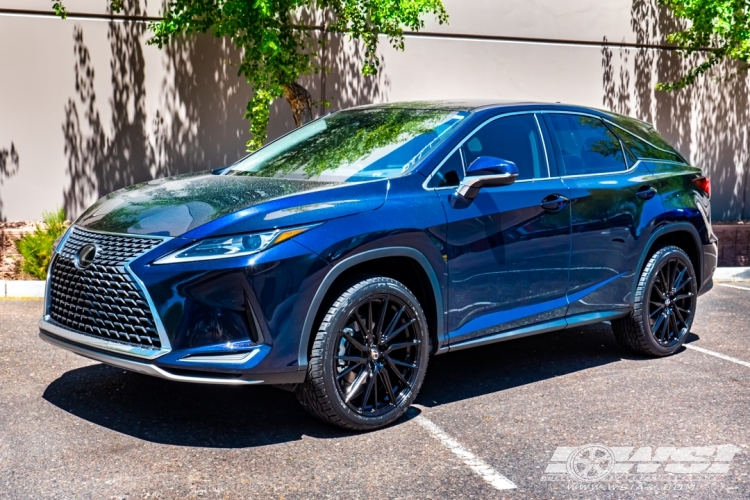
[0,0,748,221]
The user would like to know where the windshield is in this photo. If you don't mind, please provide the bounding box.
[227,108,468,182]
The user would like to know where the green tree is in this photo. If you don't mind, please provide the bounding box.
[53,0,447,150]
[657,0,750,90]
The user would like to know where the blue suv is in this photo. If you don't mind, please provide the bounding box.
[40,101,717,430]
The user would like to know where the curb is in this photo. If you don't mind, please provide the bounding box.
[0,280,45,298]
[714,267,750,282]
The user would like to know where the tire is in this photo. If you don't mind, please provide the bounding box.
[296,277,430,431]
[612,245,698,357]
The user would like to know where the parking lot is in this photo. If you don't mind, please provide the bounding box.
[1,283,749,499]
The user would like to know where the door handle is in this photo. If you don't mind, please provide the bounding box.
[636,185,657,200]
[540,194,570,212]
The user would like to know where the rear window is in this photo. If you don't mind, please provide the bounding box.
[606,115,685,163]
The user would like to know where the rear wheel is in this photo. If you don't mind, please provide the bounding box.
[296,277,429,430]
[613,246,697,357]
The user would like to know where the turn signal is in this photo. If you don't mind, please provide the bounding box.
[692,176,710,197]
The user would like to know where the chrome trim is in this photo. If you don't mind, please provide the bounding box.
[39,331,264,385]
[456,172,518,198]
[539,110,640,178]
[181,350,260,364]
[48,225,173,356]
[444,310,629,353]
[124,260,172,352]
[65,226,172,240]
[40,316,167,360]
[422,111,550,190]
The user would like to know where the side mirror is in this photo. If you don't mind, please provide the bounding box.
[457,157,519,199]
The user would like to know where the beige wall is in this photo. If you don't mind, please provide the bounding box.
[0,0,748,221]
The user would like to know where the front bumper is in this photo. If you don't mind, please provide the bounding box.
[39,318,306,385]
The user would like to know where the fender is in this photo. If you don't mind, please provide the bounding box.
[630,222,703,307]
[297,247,445,370]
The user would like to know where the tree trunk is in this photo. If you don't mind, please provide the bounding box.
[283,82,313,127]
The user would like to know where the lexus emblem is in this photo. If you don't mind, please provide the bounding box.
[76,244,97,269]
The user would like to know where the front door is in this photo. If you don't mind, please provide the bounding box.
[431,113,572,346]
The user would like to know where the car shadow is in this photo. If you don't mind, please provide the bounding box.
[43,322,660,448]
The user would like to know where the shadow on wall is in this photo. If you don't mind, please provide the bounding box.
[0,142,20,222]
[601,0,750,221]
[63,5,390,217]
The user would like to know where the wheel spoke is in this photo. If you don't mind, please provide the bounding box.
[384,355,411,388]
[381,305,405,345]
[360,366,377,411]
[336,361,364,380]
[652,312,666,336]
[669,312,679,341]
[384,340,421,354]
[660,312,671,340]
[673,267,688,292]
[673,305,686,325]
[341,327,367,352]
[382,318,416,345]
[345,364,371,403]
[375,296,389,343]
[649,305,664,319]
[379,368,397,405]
[334,355,367,363]
[652,280,666,300]
[674,293,694,301]
[669,260,678,290]
[384,356,418,370]
[368,300,374,341]
[354,311,372,344]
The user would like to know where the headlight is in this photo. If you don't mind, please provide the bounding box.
[153,225,315,264]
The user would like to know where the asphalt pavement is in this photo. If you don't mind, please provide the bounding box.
[1,284,749,499]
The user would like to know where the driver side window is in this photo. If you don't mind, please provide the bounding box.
[428,113,548,188]
[461,114,547,181]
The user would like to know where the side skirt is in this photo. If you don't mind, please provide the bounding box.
[443,310,629,353]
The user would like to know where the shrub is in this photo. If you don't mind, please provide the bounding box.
[15,209,68,280]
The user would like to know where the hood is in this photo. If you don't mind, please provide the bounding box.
[75,172,387,237]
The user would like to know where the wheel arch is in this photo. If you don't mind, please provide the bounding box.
[298,247,445,370]
[631,222,703,307]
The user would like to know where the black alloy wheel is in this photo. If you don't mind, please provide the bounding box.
[613,245,698,356]
[297,277,429,430]
[647,255,694,347]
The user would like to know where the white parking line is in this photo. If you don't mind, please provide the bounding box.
[685,344,750,369]
[718,283,750,292]
[414,415,517,490]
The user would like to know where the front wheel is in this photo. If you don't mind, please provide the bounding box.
[296,277,429,430]
[613,245,698,357]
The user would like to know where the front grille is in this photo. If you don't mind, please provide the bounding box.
[48,227,165,349]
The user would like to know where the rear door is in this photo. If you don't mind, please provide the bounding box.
[542,112,663,317]
[429,113,572,346]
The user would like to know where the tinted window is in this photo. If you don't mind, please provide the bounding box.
[545,114,627,176]
[428,149,464,188]
[460,114,547,181]
[607,114,685,161]
[614,127,684,162]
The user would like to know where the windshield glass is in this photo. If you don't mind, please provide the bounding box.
[227,108,468,182]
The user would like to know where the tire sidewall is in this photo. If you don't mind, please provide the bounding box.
[318,278,429,430]
[638,247,697,355]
